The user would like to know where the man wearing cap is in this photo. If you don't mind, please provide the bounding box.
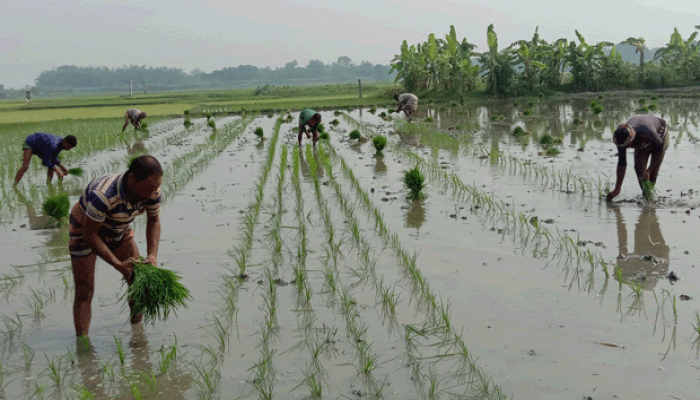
[122,108,147,132]
[606,114,668,201]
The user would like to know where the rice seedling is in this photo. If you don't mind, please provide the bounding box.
[592,104,604,115]
[648,103,658,111]
[139,121,149,132]
[331,118,340,126]
[254,126,264,139]
[639,106,649,113]
[205,111,212,120]
[349,129,361,140]
[123,260,193,323]
[45,354,65,386]
[372,135,386,156]
[545,147,560,156]
[539,135,554,146]
[183,116,192,127]
[523,110,532,116]
[642,180,657,202]
[207,119,216,129]
[512,126,527,137]
[425,117,434,122]
[21,342,34,367]
[319,131,330,140]
[369,106,377,113]
[114,335,125,364]
[42,193,70,222]
[404,166,426,200]
[158,342,178,374]
[67,167,84,177]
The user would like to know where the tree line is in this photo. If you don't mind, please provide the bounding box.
[11,57,393,95]
[390,25,700,96]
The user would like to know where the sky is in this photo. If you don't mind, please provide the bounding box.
[1,0,698,88]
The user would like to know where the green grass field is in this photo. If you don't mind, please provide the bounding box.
[0,83,399,124]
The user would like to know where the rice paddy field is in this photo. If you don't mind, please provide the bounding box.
[1,90,700,400]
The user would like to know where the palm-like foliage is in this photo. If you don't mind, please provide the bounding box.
[653,28,700,82]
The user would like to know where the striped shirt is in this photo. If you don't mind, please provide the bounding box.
[74,173,161,239]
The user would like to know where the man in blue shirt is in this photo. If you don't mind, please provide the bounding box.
[15,132,77,185]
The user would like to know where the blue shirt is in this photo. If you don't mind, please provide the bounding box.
[25,132,65,169]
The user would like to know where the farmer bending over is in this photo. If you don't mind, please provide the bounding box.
[298,109,322,146]
[606,114,668,201]
[122,108,147,132]
[15,132,77,185]
[394,93,418,121]
[69,155,162,336]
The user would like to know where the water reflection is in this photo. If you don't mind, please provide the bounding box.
[404,199,426,231]
[373,156,387,176]
[610,205,670,290]
[14,188,49,230]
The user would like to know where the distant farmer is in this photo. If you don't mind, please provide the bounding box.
[15,132,77,185]
[394,93,418,121]
[25,89,31,104]
[122,108,147,132]
[69,155,163,336]
[298,109,322,146]
[606,114,669,201]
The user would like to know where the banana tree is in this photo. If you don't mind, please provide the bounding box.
[479,24,516,94]
[653,28,699,82]
[566,30,613,91]
[623,37,647,68]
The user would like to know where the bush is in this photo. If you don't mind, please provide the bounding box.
[254,127,264,139]
[349,130,361,140]
[372,135,387,156]
[42,193,70,221]
[404,166,426,200]
[124,261,192,323]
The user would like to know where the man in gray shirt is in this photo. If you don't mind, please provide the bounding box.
[394,93,418,121]
[606,114,669,201]
[122,108,147,132]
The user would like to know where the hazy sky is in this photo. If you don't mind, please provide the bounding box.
[1,0,698,88]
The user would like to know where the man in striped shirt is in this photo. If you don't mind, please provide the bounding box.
[122,108,147,132]
[68,155,163,336]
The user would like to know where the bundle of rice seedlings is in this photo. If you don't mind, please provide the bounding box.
[369,106,377,114]
[592,105,604,115]
[254,127,264,139]
[42,193,70,221]
[349,130,361,140]
[512,126,526,137]
[140,122,149,132]
[183,117,192,127]
[68,167,84,177]
[333,111,342,116]
[124,261,192,323]
[379,112,387,119]
[648,104,658,111]
[319,131,330,140]
[372,135,386,156]
[425,117,434,123]
[205,111,212,120]
[540,135,554,146]
[523,110,533,116]
[316,123,325,134]
[545,147,560,156]
[207,119,216,129]
[404,166,426,200]
[642,180,657,202]
[331,119,340,126]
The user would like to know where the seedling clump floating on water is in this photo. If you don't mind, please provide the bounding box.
[349,130,361,140]
[404,166,426,200]
[545,147,560,156]
[124,260,192,323]
[331,119,339,126]
[540,135,554,146]
[512,126,527,137]
[254,127,264,139]
[319,131,330,140]
[372,135,386,156]
[208,119,216,129]
[42,193,70,221]
[205,111,212,120]
[592,105,604,115]
[523,110,532,116]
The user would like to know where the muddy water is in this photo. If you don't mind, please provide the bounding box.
[1,98,699,399]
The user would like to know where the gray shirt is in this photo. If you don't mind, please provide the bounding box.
[398,93,418,109]
[126,108,142,121]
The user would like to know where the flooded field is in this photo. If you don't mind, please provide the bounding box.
[1,94,700,399]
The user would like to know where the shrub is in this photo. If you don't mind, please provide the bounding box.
[404,166,426,200]
[372,135,387,156]
[349,130,361,140]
